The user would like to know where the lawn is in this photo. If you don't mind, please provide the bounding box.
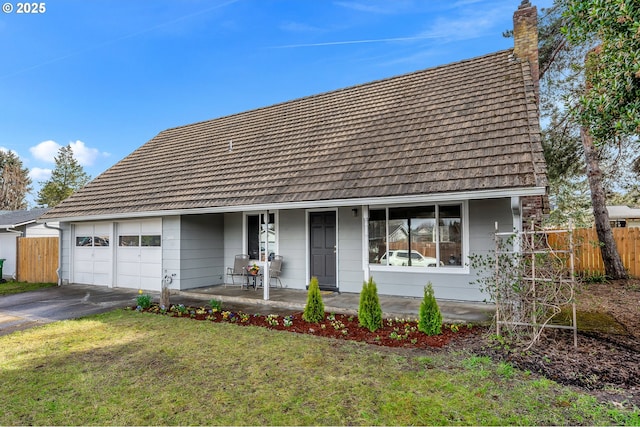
[0,310,636,425]
[0,281,56,296]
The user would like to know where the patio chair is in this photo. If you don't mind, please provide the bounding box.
[268,255,284,288]
[226,254,249,288]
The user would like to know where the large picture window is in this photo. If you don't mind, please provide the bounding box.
[369,204,463,268]
[247,212,276,261]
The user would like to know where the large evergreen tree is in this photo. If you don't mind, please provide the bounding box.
[0,150,32,210]
[36,145,91,207]
[532,0,637,278]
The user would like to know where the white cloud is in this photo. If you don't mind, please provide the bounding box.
[29,167,51,181]
[29,139,109,167]
[69,140,101,167]
[29,140,61,163]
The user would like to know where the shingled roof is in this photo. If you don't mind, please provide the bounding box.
[42,49,547,221]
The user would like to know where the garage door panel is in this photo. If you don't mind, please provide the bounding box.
[116,220,162,292]
[72,223,112,286]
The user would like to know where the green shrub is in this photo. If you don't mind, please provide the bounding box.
[303,277,325,323]
[209,299,222,311]
[136,293,152,309]
[418,282,442,336]
[358,277,382,332]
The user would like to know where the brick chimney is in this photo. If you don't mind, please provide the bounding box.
[513,0,539,97]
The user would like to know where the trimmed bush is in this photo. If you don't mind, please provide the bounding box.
[418,282,442,336]
[358,277,382,332]
[303,277,325,323]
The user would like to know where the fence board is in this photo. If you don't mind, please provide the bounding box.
[17,237,58,283]
[548,228,640,277]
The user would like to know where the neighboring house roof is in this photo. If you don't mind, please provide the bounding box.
[42,49,547,221]
[0,208,50,229]
[607,206,640,220]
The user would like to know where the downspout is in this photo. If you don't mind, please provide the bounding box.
[44,222,63,286]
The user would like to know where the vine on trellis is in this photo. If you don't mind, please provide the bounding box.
[470,222,578,349]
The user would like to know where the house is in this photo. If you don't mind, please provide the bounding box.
[607,206,640,228]
[39,1,547,302]
[0,208,56,280]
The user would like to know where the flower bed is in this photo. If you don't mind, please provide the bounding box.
[131,303,480,349]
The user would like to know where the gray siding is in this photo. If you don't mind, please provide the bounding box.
[179,214,224,289]
[337,206,365,293]
[223,212,243,285]
[278,209,306,289]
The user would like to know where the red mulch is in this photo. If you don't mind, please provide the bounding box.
[134,305,479,349]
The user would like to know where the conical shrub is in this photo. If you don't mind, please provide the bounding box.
[303,276,325,323]
[358,277,382,332]
[418,282,442,336]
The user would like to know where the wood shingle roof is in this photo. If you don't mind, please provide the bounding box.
[42,49,547,220]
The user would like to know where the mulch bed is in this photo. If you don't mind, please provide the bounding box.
[133,304,479,349]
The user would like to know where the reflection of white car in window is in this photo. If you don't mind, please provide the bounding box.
[379,250,438,267]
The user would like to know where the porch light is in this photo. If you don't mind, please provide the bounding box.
[352,208,358,217]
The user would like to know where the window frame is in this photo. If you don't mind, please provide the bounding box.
[368,201,469,274]
[244,211,278,262]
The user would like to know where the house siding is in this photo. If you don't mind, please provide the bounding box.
[179,214,224,290]
[278,209,306,289]
[337,206,364,293]
[223,212,243,284]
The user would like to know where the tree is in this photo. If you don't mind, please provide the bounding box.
[0,150,32,210]
[36,145,91,207]
[534,0,636,278]
[562,0,640,141]
[561,0,640,279]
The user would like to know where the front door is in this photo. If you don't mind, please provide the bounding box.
[309,211,337,290]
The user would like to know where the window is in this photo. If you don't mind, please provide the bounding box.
[369,204,463,268]
[118,234,161,247]
[76,235,110,247]
[247,212,276,261]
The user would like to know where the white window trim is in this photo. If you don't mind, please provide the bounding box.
[368,201,469,275]
[243,211,279,262]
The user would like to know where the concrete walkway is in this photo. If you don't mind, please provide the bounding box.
[176,285,495,324]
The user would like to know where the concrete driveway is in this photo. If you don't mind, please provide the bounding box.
[0,285,144,336]
[0,284,282,336]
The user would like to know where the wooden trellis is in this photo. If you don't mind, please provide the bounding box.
[493,222,578,348]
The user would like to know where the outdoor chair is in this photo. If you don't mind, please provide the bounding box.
[268,255,284,288]
[226,254,249,288]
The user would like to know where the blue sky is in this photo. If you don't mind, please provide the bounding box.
[1,0,552,206]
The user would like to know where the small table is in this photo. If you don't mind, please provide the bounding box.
[245,269,262,290]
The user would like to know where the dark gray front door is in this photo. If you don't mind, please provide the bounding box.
[309,211,337,290]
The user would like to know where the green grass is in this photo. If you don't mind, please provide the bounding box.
[0,310,636,425]
[0,281,56,296]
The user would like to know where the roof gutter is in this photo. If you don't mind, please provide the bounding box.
[38,186,547,223]
[43,222,63,286]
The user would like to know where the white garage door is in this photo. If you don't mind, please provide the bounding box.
[73,223,112,286]
[116,219,162,291]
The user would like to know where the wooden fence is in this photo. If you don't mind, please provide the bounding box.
[17,237,58,283]
[547,227,640,277]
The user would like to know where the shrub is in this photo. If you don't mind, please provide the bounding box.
[303,277,325,323]
[209,299,222,311]
[418,282,442,336]
[358,277,382,332]
[136,293,152,309]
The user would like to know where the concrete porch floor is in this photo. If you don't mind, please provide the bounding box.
[175,285,495,324]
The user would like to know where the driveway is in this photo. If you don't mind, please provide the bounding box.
[0,284,277,336]
[0,285,144,336]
